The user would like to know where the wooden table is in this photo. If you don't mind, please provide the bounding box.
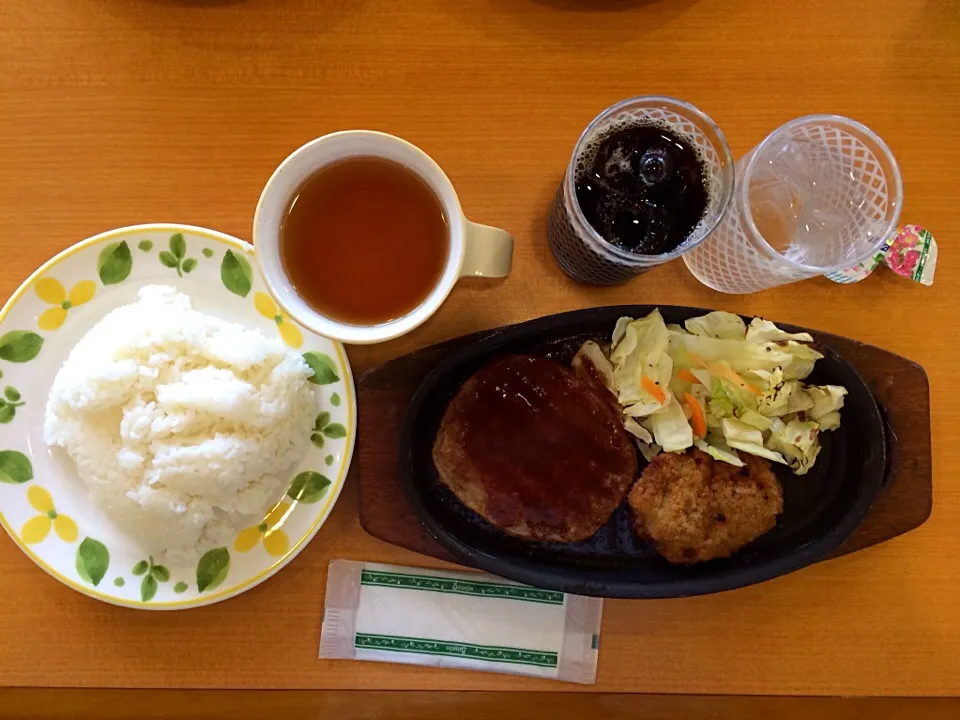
[1,0,957,714]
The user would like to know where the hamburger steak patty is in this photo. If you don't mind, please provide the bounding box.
[432,354,638,543]
[628,448,783,564]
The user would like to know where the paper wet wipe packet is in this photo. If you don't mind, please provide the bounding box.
[320,560,603,684]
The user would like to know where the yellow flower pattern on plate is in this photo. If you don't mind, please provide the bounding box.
[233,501,292,557]
[35,277,96,330]
[254,292,303,349]
[21,486,78,544]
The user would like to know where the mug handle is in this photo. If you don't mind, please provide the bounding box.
[461,221,514,278]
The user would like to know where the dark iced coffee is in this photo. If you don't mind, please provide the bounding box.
[547,97,733,285]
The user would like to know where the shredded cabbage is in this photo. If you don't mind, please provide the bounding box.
[684,311,747,340]
[738,409,773,432]
[745,318,814,343]
[710,377,736,417]
[635,439,662,462]
[728,440,788,465]
[578,309,846,474]
[572,340,616,394]
[817,411,841,432]
[695,437,744,467]
[648,401,693,453]
[722,417,765,447]
[807,385,848,420]
[767,418,822,474]
[610,310,672,411]
[622,417,654,444]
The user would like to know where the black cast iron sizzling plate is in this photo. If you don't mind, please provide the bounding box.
[399,306,888,599]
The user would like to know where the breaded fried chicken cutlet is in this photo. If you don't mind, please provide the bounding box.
[628,448,783,563]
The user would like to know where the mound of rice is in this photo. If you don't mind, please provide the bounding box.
[44,285,316,563]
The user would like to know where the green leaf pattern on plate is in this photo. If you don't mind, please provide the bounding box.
[97,241,133,285]
[159,233,197,277]
[0,450,32,484]
[137,240,153,252]
[0,331,43,363]
[130,556,171,600]
[310,411,346,447]
[311,411,330,448]
[75,538,109,587]
[303,352,339,385]
[174,581,188,594]
[196,547,230,593]
[0,385,24,424]
[141,574,158,602]
[220,249,253,297]
[287,471,331,504]
[170,233,186,259]
[322,423,347,439]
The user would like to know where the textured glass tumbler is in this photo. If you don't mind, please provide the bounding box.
[683,115,903,294]
[547,96,734,285]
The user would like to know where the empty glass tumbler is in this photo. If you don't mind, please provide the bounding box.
[683,115,903,294]
[547,96,735,285]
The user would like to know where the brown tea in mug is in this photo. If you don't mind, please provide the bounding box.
[280,157,449,325]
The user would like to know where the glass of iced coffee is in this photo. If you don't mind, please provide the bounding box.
[547,96,734,285]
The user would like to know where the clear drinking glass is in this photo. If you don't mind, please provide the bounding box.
[547,96,735,285]
[683,115,903,294]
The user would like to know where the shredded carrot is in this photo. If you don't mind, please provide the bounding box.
[683,392,706,437]
[640,375,665,405]
[686,352,761,395]
[677,368,700,384]
[707,362,762,396]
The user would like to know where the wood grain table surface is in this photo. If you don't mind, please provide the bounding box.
[1,0,958,705]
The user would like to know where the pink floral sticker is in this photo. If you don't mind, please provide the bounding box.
[826,225,937,286]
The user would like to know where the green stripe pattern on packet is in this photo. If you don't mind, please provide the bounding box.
[360,570,564,605]
[915,228,933,280]
[355,633,559,668]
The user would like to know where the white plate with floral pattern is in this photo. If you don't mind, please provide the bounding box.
[0,224,355,609]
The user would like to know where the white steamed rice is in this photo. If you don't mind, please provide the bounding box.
[43,285,316,563]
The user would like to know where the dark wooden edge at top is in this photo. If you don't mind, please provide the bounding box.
[357,323,932,568]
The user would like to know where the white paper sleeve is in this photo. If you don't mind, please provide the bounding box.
[320,559,602,684]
